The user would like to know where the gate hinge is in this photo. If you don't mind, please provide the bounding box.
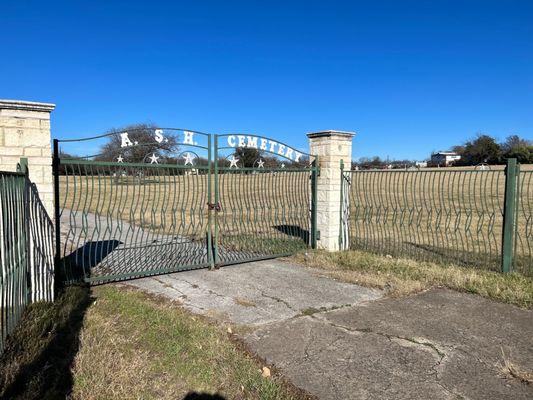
[207,202,221,212]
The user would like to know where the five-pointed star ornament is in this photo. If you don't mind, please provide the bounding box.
[183,152,195,165]
[117,155,124,163]
[257,159,265,168]
[280,163,286,168]
[229,155,239,168]
[149,153,159,164]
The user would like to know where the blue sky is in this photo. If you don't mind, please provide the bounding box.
[1,0,532,160]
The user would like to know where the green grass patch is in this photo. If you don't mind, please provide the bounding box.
[0,286,92,399]
[1,285,310,400]
[292,250,533,309]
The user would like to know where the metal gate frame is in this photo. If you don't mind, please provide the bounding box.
[211,134,318,267]
[53,128,318,284]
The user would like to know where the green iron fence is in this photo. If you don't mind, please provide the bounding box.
[54,129,318,284]
[340,159,532,276]
[0,160,54,354]
[0,170,28,354]
[515,169,533,275]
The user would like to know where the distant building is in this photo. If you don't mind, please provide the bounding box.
[430,151,461,167]
[416,161,428,168]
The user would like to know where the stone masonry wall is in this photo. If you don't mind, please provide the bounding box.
[0,100,56,216]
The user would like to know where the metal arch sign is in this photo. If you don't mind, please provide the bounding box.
[119,129,198,148]
[223,135,304,163]
[118,130,306,163]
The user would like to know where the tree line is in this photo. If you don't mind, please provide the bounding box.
[449,134,532,165]
[352,133,532,169]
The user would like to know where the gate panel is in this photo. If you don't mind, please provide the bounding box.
[213,134,317,265]
[54,128,212,284]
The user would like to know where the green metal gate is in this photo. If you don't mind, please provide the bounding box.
[53,128,317,284]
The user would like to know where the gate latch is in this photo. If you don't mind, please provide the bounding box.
[208,202,221,212]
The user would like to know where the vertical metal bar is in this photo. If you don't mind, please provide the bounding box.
[19,158,31,303]
[310,157,319,249]
[338,159,344,250]
[512,163,521,272]
[52,139,61,289]
[502,158,518,273]
[213,135,220,265]
[207,134,213,267]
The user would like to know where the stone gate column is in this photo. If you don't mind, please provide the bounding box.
[1,99,56,301]
[0,99,55,215]
[308,130,355,251]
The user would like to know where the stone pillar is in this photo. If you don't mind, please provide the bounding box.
[0,99,56,302]
[308,130,355,251]
[0,99,56,215]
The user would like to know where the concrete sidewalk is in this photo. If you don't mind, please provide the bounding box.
[129,260,533,400]
[129,259,381,325]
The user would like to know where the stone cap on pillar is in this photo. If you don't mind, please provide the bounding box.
[307,130,355,139]
[0,99,56,112]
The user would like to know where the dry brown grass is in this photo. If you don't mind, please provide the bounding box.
[59,171,310,241]
[71,285,309,400]
[292,250,533,308]
[0,285,311,399]
[501,348,533,384]
[421,164,533,171]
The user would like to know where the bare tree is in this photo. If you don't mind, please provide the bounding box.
[96,123,179,162]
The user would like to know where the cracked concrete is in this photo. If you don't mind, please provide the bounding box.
[127,260,533,399]
[128,259,381,325]
[246,288,533,400]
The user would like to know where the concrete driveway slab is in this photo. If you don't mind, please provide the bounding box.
[128,259,381,325]
[245,288,533,400]
[126,260,532,399]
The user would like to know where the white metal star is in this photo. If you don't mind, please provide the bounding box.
[183,152,195,166]
[149,153,159,164]
[281,163,286,168]
[117,155,124,163]
[229,155,239,168]
[257,159,265,168]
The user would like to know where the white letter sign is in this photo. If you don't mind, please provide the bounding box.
[246,136,258,148]
[154,129,164,143]
[183,131,195,145]
[120,132,133,148]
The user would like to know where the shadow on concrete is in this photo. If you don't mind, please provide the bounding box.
[59,239,122,283]
[273,224,309,243]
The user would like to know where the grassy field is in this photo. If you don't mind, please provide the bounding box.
[57,162,532,276]
[343,165,533,275]
[421,164,533,171]
[0,285,311,400]
[59,168,310,252]
[292,250,533,308]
